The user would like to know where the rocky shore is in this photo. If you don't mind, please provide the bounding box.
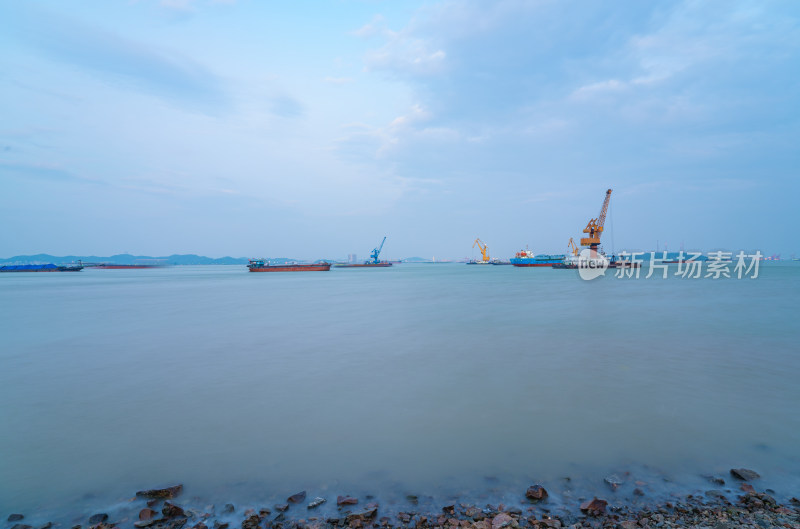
[6,470,799,529]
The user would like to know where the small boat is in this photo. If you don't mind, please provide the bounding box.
[247,258,331,272]
[0,263,84,272]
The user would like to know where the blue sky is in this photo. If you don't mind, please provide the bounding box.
[1,0,798,259]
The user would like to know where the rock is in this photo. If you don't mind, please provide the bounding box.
[193,524,207,529]
[442,505,455,515]
[88,514,109,525]
[730,468,760,481]
[307,498,326,509]
[241,515,260,529]
[137,485,184,500]
[40,523,53,529]
[11,525,32,529]
[406,495,419,504]
[221,504,234,514]
[288,491,307,503]
[619,521,638,529]
[275,504,289,512]
[345,508,377,523]
[135,522,156,528]
[9,515,25,522]
[213,522,228,529]
[604,475,624,492]
[337,496,358,506]
[579,498,607,516]
[491,513,518,529]
[704,490,726,499]
[140,509,158,521]
[633,489,645,497]
[526,486,549,501]
[163,502,186,518]
[740,483,755,493]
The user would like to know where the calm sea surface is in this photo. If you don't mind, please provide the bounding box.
[1,263,799,519]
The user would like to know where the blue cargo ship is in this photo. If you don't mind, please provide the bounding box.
[510,250,565,267]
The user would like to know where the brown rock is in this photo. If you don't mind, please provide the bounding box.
[491,513,518,529]
[162,502,185,518]
[137,485,184,500]
[526,485,548,501]
[740,483,755,493]
[337,496,358,506]
[579,498,607,516]
[288,491,307,503]
[9,515,25,522]
[139,509,158,521]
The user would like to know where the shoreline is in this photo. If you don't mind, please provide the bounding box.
[6,471,799,529]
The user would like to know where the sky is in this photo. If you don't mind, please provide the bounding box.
[1,0,798,260]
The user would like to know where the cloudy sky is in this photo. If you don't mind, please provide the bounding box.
[1,0,798,259]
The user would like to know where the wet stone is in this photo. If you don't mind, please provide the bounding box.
[88,514,109,524]
[137,485,184,500]
[275,505,289,513]
[213,522,229,529]
[526,486,549,502]
[337,496,358,506]
[141,509,159,521]
[288,492,306,504]
[40,523,53,529]
[163,502,186,518]
[11,525,32,529]
[579,498,608,517]
[604,475,624,492]
[730,468,760,481]
[307,498,326,510]
[9,515,25,522]
[223,505,235,514]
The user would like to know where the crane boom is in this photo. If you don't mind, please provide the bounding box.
[369,237,387,264]
[472,238,490,262]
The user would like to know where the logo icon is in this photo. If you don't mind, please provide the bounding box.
[577,249,609,280]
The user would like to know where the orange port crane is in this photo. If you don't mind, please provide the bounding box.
[472,238,490,262]
[580,189,612,253]
[567,237,579,257]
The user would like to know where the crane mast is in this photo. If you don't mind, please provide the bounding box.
[580,189,612,253]
[472,238,490,262]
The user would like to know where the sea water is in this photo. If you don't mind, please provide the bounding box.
[1,263,799,519]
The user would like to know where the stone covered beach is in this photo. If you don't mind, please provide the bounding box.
[6,470,799,529]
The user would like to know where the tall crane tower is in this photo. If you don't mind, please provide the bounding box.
[368,237,387,264]
[472,238,490,262]
[580,189,612,253]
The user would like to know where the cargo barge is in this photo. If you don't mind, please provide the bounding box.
[0,263,84,272]
[334,262,392,268]
[86,264,164,269]
[248,259,331,272]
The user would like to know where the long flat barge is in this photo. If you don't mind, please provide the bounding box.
[248,259,331,272]
[334,262,392,268]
